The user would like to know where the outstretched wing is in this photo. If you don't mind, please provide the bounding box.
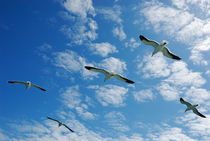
[180,98,192,107]
[193,108,206,118]
[139,35,159,48]
[114,74,135,84]
[31,84,46,91]
[84,66,109,75]
[63,124,74,132]
[162,47,181,60]
[8,81,26,85]
[47,117,60,123]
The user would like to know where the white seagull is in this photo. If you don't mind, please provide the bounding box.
[47,117,74,132]
[139,35,181,60]
[180,98,206,118]
[84,66,135,84]
[8,81,46,91]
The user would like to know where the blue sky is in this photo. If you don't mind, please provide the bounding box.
[1,0,210,140]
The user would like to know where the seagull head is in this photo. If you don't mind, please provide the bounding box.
[161,40,168,46]
[26,81,31,85]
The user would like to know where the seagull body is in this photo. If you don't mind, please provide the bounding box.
[84,66,135,84]
[139,35,181,60]
[47,117,74,132]
[8,81,46,91]
[180,98,206,118]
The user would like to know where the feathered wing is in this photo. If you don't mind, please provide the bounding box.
[47,117,60,123]
[63,124,74,132]
[193,108,206,118]
[114,74,135,84]
[31,84,46,91]
[139,35,159,48]
[8,81,27,85]
[180,98,192,107]
[84,66,109,75]
[162,47,181,60]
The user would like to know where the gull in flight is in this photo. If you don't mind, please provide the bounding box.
[139,35,181,60]
[8,81,46,91]
[47,117,74,132]
[84,66,135,84]
[180,98,206,118]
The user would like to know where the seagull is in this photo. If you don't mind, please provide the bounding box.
[180,98,206,118]
[84,66,135,84]
[47,116,74,132]
[139,35,181,60]
[8,81,46,91]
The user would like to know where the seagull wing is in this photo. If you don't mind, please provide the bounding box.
[8,81,27,85]
[113,74,135,84]
[31,84,46,91]
[47,117,60,123]
[180,98,192,107]
[139,35,159,48]
[84,66,109,75]
[162,47,181,60]
[193,108,206,118]
[63,124,74,132]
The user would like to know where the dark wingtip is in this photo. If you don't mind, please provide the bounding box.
[139,35,146,41]
[84,66,92,70]
[173,56,181,60]
[8,81,14,83]
[127,80,135,84]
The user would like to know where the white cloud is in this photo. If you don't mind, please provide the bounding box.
[89,42,118,57]
[133,89,154,102]
[190,36,210,65]
[148,127,196,141]
[53,50,97,79]
[157,82,180,101]
[99,57,127,74]
[125,38,141,50]
[97,5,122,23]
[157,61,206,101]
[88,84,128,107]
[104,111,129,132]
[63,0,95,19]
[61,85,97,120]
[112,25,126,40]
[61,0,98,45]
[165,61,206,87]
[137,54,171,78]
[139,1,210,65]
[60,19,98,45]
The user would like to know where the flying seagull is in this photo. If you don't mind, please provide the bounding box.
[47,116,74,132]
[139,35,181,60]
[8,81,46,91]
[84,66,135,84]
[180,98,206,118]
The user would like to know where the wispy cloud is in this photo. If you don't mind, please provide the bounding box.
[88,84,128,107]
[97,5,127,40]
[53,50,97,79]
[89,42,118,57]
[125,38,141,50]
[133,89,154,102]
[137,54,171,78]
[104,111,129,132]
[63,0,95,19]
[61,85,97,120]
[112,25,126,40]
[99,57,127,74]
[60,0,98,45]
[147,126,196,141]
[138,0,210,66]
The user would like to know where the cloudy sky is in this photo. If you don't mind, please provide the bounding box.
[1,0,210,140]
